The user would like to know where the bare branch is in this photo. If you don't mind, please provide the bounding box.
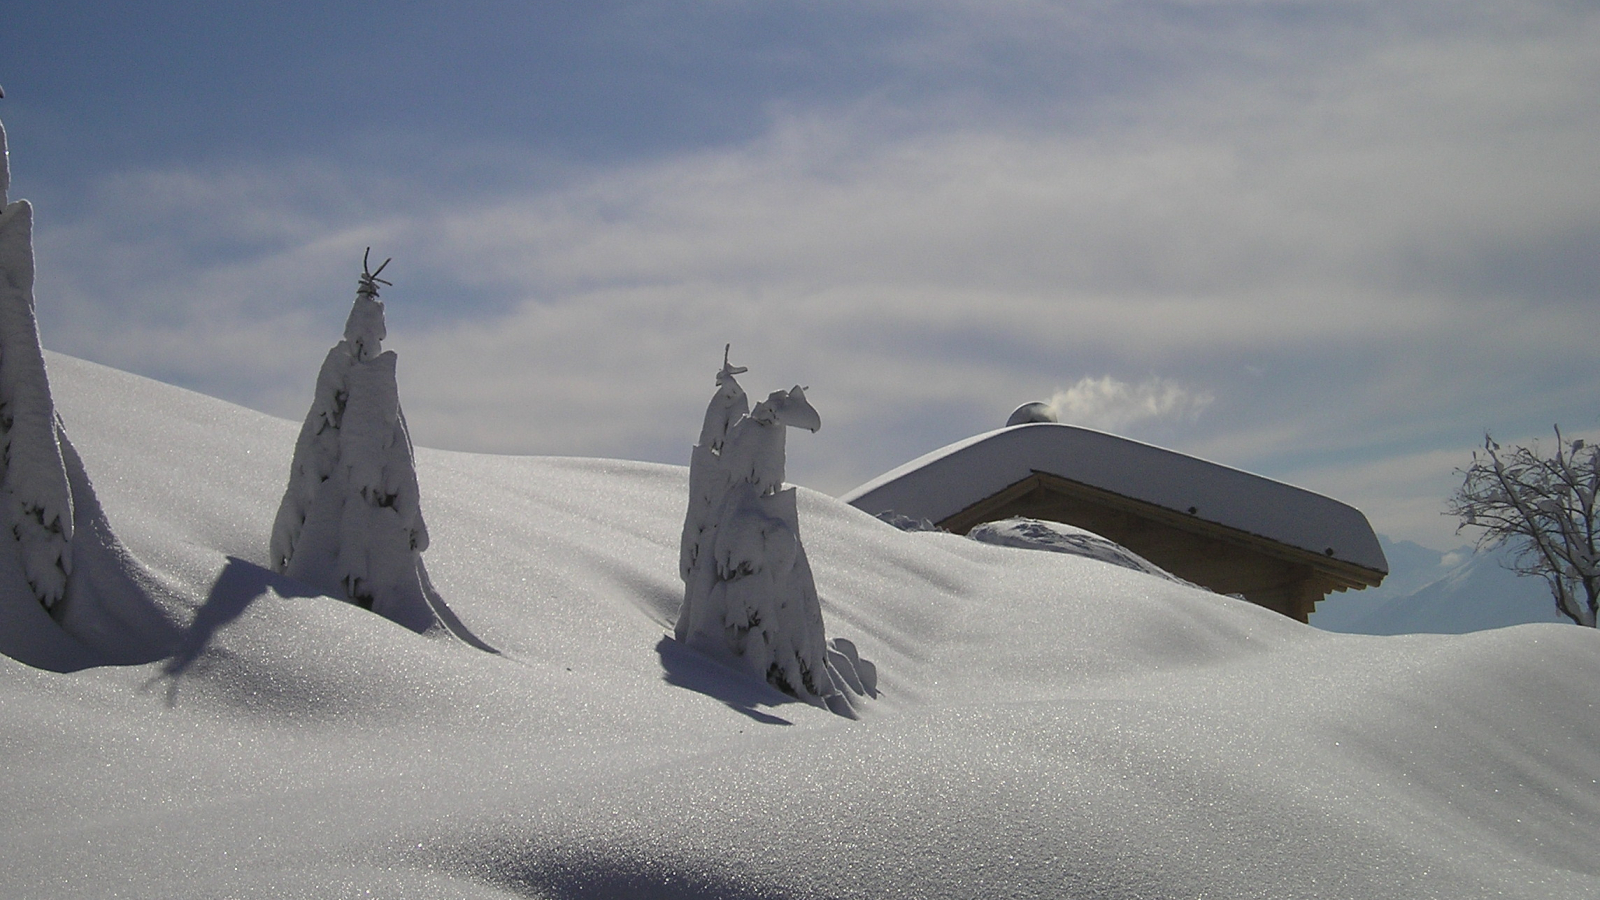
[1450,425,1600,626]
[357,247,394,297]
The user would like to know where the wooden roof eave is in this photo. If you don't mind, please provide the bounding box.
[938,471,1387,592]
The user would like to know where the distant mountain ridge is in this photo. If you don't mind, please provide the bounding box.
[1311,535,1565,634]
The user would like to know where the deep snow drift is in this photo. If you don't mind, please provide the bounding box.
[4,353,1600,899]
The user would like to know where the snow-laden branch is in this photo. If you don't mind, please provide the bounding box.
[270,251,442,635]
[0,119,74,610]
[677,349,874,715]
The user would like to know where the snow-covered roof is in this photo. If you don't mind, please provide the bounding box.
[842,423,1387,575]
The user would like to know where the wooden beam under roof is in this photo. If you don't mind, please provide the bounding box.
[939,471,1386,622]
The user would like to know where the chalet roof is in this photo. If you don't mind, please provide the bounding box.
[841,422,1388,576]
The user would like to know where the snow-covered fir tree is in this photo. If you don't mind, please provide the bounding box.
[270,252,439,633]
[0,112,184,672]
[0,119,75,612]
[679,345,749,585]
[677,358,874,714]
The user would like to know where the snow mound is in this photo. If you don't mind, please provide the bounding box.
[0,430,185,672]
[1,353,1597,899]
[968,515,1197,587]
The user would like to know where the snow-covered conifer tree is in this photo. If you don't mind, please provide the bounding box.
[0,112,182,670]
[677,361,874,714]
[679,345,748,587]
[270,252,439,633]
[0,119,75,611]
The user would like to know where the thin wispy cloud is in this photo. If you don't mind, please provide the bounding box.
[11,1,1600,548]
[1049,377,1214,433]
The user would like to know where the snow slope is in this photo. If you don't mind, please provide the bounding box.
[3,353,1599,899]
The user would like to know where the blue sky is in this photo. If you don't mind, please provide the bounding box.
[5,1,1598,550]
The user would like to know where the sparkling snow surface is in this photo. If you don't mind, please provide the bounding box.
[4,353,1599,899]
[967,516,1195,587]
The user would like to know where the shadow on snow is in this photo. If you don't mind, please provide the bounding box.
[655,635,795,726]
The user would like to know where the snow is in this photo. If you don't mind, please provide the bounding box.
[2,352,1599,898]
[342,286,387,363]
[968,516,1198,587]
[679,349,749,585]
[843,421,1389,574]
[0,128,184,674]
[0,129,75,610]
[678,366,867,713]
[269,269,451,637]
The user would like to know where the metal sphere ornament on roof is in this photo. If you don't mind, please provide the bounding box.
[1006,401,1058,427]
